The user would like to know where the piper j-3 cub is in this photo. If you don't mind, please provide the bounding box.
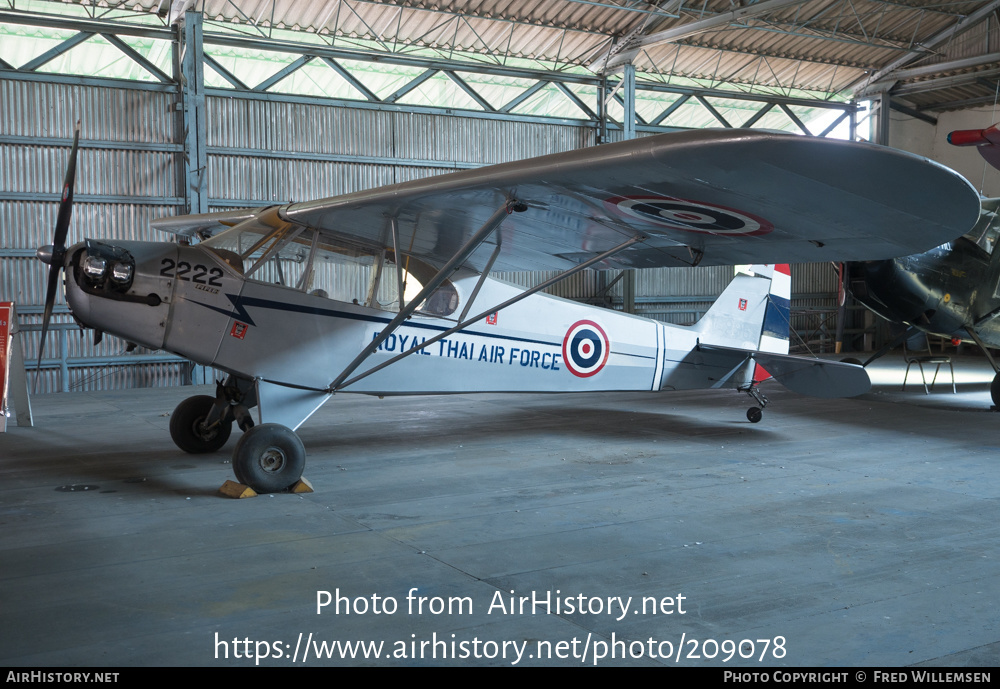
[36,127,980,493]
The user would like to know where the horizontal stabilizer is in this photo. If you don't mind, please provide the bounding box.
[699,345,870,398]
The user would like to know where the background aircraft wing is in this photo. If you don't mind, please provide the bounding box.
[195,129,985,272]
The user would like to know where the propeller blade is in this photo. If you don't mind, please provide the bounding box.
[53,121,80,253]
[35,121,81,392]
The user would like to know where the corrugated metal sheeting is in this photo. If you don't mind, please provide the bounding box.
[499,264,839,332]
[207,98,595,164]
[0,78,184,392]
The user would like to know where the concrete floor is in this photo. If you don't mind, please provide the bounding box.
[1,356,998,667]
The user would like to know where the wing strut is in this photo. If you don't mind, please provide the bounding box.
[389,216,406,311]
[458,232,502,323]
[328,201,518,391]
[332,234,645,392]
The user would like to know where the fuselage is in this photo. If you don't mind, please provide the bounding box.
[848,235,1000,346]
[60,238,767,399]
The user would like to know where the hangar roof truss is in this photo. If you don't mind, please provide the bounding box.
[3,1,999,121]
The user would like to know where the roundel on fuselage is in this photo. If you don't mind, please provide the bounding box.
[563,320,610,378]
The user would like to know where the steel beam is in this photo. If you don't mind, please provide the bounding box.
[179,10,208,215]
[851,0,1000,96]
[19,31,94,72]
[889,99,936,126]
[100,32,173,83]
[621,64,636,140]
[602,0,813,71]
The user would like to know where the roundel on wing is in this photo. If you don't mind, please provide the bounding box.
[563,320,610,378]
[605,195,773,236]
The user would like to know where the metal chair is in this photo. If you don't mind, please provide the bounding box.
[902,334,956,394]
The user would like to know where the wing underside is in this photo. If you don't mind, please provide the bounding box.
[155,129,982,273]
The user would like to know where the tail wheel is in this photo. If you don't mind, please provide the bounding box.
[747,407,763,423]
[170,395,232,453]
[232,423,305,493]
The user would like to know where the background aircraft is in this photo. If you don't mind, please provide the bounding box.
[35,127,981,493]
[847,123,1000,405]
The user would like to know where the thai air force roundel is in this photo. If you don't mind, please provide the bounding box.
[563,320,610,378]
[605,195,773,236]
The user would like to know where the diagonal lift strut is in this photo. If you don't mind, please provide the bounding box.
[328,201,518,391]
[331,234,645,392]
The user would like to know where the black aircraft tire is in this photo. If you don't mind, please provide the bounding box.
[991,375,1000,408]
[232,423,306,493]
[169,395,232,454]
[747,407,763,423]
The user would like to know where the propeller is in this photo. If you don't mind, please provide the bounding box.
[34,121,81,392]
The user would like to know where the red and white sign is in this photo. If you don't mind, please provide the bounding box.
[230,321,249,340]
[2,303,37,429]
[0,302,12,419]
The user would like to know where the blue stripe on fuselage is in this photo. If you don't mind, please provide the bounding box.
[187,293,654,361]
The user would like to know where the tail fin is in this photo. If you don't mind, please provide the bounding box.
[693,264,790,356]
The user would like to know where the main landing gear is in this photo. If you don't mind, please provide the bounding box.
[168,378,307,493]
[169,394,232,453]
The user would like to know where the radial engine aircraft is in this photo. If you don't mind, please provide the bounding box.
[846,122,1000,405]
[35,127,981,493]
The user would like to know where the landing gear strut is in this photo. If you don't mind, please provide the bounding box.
[744,384,768,424]
[169,378,255,455]
[169,395,233,453]
[961,328,1000,410]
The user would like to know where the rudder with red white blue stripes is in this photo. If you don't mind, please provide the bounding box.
[758,263,790,355]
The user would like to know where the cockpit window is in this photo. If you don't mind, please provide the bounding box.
[373,252,460,318]
[201,224,459,318]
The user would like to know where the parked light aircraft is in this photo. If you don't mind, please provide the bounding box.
[36,127,981,493]
[847,122,1000,405]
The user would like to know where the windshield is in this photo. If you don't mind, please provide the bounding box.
[201,224,459,317]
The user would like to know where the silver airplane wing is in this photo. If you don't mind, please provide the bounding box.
[151,207,268,238]
[160,129,984,271]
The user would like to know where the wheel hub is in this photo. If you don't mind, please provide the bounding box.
[258,446,286,473]
[194,418,218,441]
